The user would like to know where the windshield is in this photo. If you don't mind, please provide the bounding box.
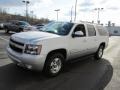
[39,22,74,35]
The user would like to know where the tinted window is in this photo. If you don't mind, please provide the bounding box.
[97,26,108,36]
[74,24,86,36]
[114,30,118,33]
[87,24,96,36]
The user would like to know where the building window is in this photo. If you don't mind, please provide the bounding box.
[114,30,118,33]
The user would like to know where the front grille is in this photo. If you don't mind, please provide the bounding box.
[9,38,24,53]
[9,44,23,53]
[10,38,24,46]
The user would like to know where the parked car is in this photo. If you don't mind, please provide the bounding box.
[4,20,32,33]
[23,25,38,32]
[35,24,44,30]
[6,21,109,77]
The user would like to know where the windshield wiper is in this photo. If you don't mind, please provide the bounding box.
[39,30,57,35]
[39,29,45,32]
[45,31,57,34]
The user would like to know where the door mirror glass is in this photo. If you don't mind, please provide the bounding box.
[72,31,84,37]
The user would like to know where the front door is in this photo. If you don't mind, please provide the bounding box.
[69,24,88,59]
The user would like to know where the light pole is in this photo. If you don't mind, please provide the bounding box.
[74,0,77,21]
[54,9,60,21]
[94,8,104,24]
[22,0,30,22]
[70,6,73,22]
[30,11,34,22]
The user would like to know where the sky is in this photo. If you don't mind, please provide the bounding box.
[0,0,120,25]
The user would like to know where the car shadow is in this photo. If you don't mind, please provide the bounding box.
[0,56,113,90]
[0,30,15,36]
[3,32,14,36]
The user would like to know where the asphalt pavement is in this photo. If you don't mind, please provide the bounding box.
[0,30,116,90]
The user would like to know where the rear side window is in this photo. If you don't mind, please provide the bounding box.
[97,26,108,36]
[87,24,96,36]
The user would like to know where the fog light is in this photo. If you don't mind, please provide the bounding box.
[17,63,24,67]
[26,65,32,69]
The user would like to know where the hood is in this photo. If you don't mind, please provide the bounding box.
[11,31,60,43]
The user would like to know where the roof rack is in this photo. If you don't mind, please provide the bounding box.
[72,20,103,26]
[79,20,98,24]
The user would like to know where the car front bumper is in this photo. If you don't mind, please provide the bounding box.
[7,47,46,71]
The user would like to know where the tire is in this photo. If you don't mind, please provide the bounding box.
[43,53,64,77]
[5,28,9,33]
[94,45,104,60]
[19,28,23,32]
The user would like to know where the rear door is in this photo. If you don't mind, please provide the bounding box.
[10,22,19,31]
[86,24,98,53]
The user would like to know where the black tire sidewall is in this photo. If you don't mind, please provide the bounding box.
[43,53,64,77]
[95,45,104,60]
[5,28,9,33]
[19,28,23,32]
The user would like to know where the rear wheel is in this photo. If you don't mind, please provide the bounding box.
[43,53,64,77]
[94,45,104,60]
[5,28,9,33]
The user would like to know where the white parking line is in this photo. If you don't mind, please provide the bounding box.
[0,36,9,42]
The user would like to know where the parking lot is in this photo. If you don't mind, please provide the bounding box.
[0,30,120,90]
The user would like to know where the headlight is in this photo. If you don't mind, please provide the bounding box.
[24,44,42,55]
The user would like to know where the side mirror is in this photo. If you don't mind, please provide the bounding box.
[72,31,84,38]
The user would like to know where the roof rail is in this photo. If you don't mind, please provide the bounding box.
[79,20,98,24]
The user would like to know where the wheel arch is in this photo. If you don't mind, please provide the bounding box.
[100,42,106,49]
[46,48,67,60]
[43,48,67,75]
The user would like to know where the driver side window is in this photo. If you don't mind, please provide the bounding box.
[73,24,86,37]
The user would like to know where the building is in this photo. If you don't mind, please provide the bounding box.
[105,21,120,36]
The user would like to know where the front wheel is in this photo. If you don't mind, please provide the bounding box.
[43,53,64,77]
[20,28,23,32]
[94,45,104,60]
